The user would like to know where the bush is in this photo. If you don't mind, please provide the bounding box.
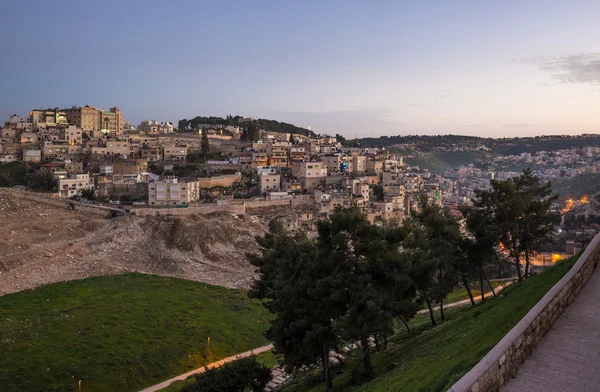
[182,357,271,392]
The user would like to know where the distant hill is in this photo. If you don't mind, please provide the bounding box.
[358,134,600,155]
[177,115,315,137]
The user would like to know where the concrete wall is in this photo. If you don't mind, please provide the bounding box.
[449,232,600,392]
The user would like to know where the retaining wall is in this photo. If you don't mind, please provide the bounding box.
[0,188,120,217]
[449,233,600,392]
[130,204,246,217]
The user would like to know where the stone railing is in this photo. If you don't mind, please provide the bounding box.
[448,232,600,392]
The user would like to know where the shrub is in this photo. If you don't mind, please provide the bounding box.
[182,357,271,392]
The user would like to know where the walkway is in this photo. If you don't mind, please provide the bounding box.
[502,265,600,392]
[417,281,513,315]
[139,344,273,392]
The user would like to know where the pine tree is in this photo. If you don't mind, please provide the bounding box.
[201,130,210,159]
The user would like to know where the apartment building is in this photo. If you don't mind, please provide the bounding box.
[321,154,341,175]
[148,178,199,206]
[62,125,83,145]
[100,107,124,135]
[57,173,95,198]
[30,108,68,127]
[63,106,124,135]
[163,145,187,161]
[351,155,367,174]
[63,106,102,132]
[23,149,42,162]
[367,159,383,176]
[267,141,291,167]
[298,161,327,192]
[139,120,174,134]
[382,170,401,186]
[260,173,281,193]
[91,140,130,156]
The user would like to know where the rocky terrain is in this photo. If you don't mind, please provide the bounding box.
[0,193,267,295]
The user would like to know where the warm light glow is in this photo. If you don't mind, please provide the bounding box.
[551,253,565,263]
[581,196,589,204]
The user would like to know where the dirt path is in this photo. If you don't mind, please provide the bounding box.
[138,344,274,392]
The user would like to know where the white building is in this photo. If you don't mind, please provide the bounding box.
[148,178,199,206]
[139,120,174,134]
[57,173,95,198]
[260,173,281,193]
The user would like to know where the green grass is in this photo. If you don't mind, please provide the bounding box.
[445,280,505,304]
[0,273,272,392]
[284,255,578,392]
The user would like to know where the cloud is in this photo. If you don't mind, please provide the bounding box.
[517,53,600,85]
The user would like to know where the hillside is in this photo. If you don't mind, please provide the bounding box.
[0,274,272,392]
[551,173,600,202]
[177,115,315,137]
[283,255,577,392]
[0,192,267,295]
[406,151,493,174]
[358,134,600,155]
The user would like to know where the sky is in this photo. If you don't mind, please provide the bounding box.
[2,0,600,138]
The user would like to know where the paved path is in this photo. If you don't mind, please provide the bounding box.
[138,344,273,392]
[417,282,513,315]
[502,267,600,392]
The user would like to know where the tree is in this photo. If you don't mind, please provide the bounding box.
[289,133,295,145]
[246,121,259,142]
[27,170,57,192]
[201,130,210,159]
[249,220,345,389]
[403,202,461,325]
[513,169,560,278]
[81,188,95,200]
[469,169,559,282]
[181,357,271,392]
[462,197,504,303]
[0,173,10,187]
[250,208,418,386]
[373,185,384,202]
[178,119,190,132]
[318,207,415,379]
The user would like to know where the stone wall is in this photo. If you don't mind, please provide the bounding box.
[197,174,241,188]
[0,188,122,217]
[130,204,246,217]
[130,197,315,217]
[449,232,600,392]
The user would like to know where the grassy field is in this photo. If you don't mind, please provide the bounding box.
[0,273,272,392]
[284,255,578,392]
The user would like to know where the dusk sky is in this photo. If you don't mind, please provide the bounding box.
[2,1,600,137]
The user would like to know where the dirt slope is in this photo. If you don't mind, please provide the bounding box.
[0,194,266,295]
